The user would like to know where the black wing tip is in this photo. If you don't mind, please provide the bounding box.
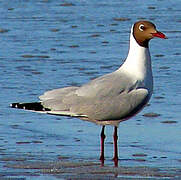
[10,102,50,111]
[10,103,20,108]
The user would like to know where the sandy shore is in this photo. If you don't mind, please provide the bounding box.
[2,157,181,179]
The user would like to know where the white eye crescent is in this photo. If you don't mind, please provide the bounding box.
[139,24,145,31]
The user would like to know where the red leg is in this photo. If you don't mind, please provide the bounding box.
[99,125,105,166]
[113,126,118,167]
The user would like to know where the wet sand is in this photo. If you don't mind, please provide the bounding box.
[3,158,181,179]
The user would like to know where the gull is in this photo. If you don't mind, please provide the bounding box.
[11,21,167,166]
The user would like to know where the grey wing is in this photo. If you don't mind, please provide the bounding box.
[40,71,128,112]
[39,86,79,111]
[75,71,133,97]
[39,86,78,101]
[69,88,150,121]
[39,71,150,121]
[39,72,119,101]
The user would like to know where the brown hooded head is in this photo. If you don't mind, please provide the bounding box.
[133,21,166,48]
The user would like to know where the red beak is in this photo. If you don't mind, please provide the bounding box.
[152,31,167,39]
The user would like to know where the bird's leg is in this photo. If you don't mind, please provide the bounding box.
[99,125,105,166]
[113,126,118,167]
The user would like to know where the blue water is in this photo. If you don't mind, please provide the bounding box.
[1,0,181,178]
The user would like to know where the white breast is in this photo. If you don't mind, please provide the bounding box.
[117,27,153,93]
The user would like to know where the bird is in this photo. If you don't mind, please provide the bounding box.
[11,20,167,167]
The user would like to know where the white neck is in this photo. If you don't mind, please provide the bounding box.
[119,26,152,82]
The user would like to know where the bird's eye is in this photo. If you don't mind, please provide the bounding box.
[139,24,145,31]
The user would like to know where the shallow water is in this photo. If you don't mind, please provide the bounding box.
[1,0,181,179]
